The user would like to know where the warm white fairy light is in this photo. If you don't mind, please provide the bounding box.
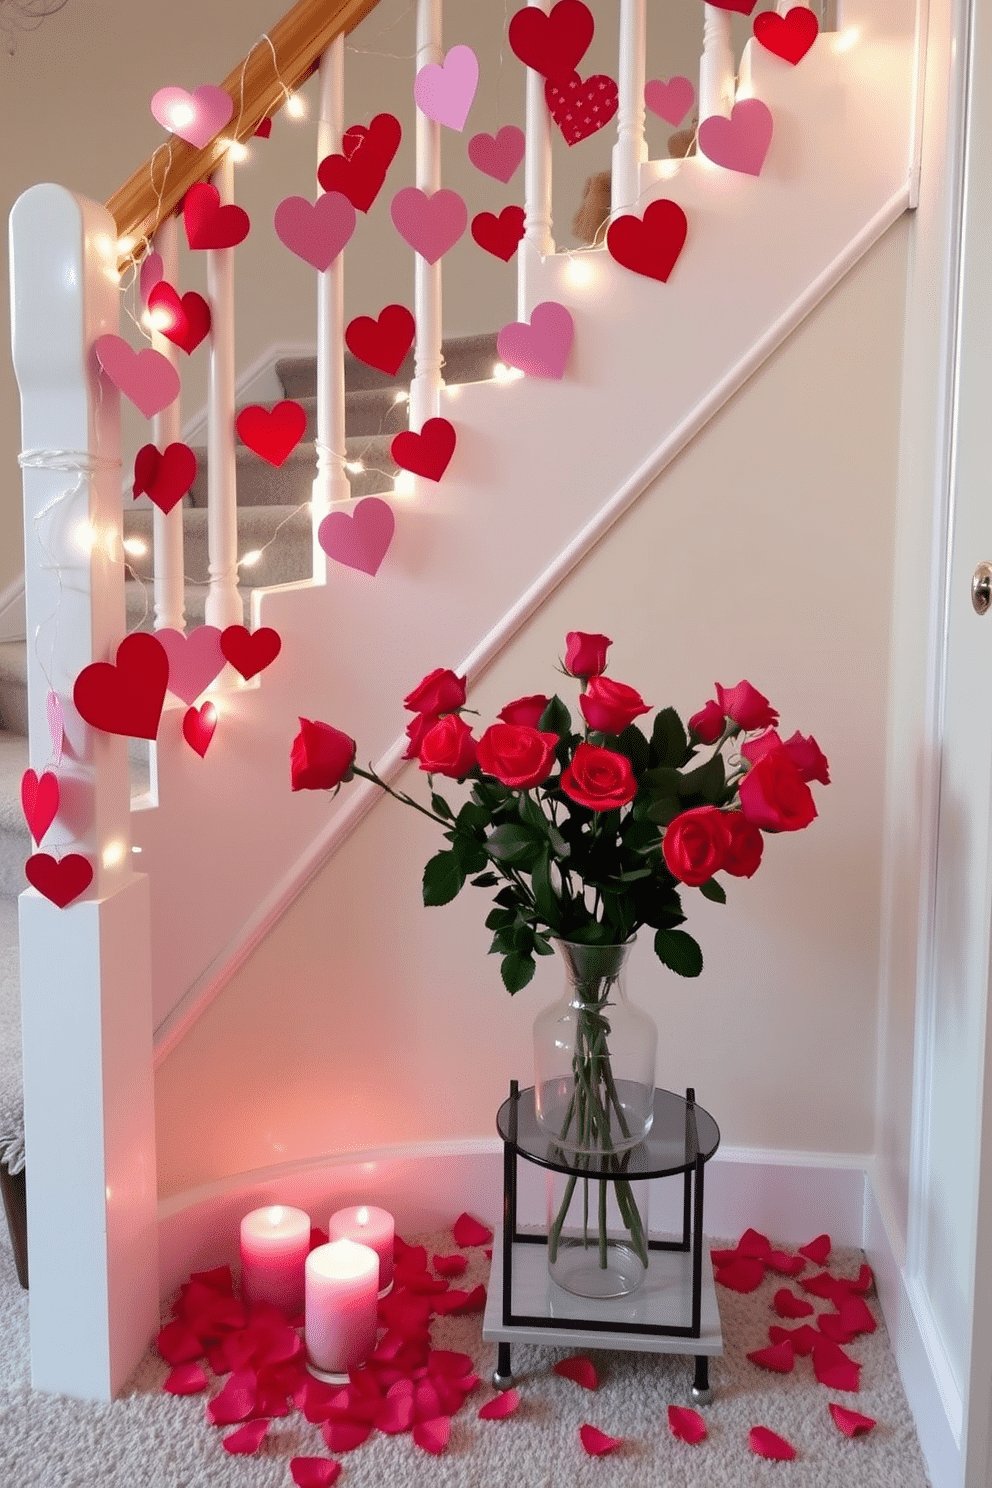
[393,390,409,405]
[393,471,415,496]
[833,26,860,53]
[285,92,306,119]
[167,101,195,131]
[143,307,175,333]
[239,550,263,568]
[102,840,126,869]
[123,537,148,558]
[227,139,250,164]
[654,157,680,181]
[493,362,523,383]
[565,256,595,287]
[345,460,365,474]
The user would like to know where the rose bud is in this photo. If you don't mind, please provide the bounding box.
[715,680,780,732]
[497,694,550,729]
[722,811,764,878]
[739,747,817,832]
[662,806,732,887]
[563,630,612,679]
[782,731,830,785]
[688,699,724,744]
[290,718,356,791]
[417,715,478,779]
[403,667,467,716]
[560,743,637,811]
[579,676,652,734]
[477,723,559,790]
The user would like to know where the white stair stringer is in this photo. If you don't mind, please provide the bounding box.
[147,25,917,1057]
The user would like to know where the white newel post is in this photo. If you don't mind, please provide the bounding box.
[314,37,351,579]
[700,5,736,121]
[9,184,158,1399]
[205,151,243,631]
[519,0,555,320]
[150,214,185,631]
[612,0,647,216]
[409,0,444,432]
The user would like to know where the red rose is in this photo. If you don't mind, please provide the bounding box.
[403,667,467,715]
[563,630,611,679]
[782,730,830,785]
[418,714,478,778]
[498,694,550,729]
[290,718,356,791]
[579,676,652,734]
[739,747,817,832]
[477,723,559,789]
[561,743,637,811]
[402,711,440,760]
[741,728,782,766]
[688,699,725,744]
[723,811,764,878]
[715,680,779,731]
[662,806,732,886]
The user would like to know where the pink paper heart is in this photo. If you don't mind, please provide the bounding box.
[497,300,574,380]
[274,191,357,271]
[20,769,59,845]
[318,497,395,576]
[413,1416,450,1455]
[46,690,64,764]
[95,334,180,419]
[698,98,774,176]
[667,1404,707,1444]
[749,1425,796,1460]
[468,124,525,182]
[414,44,479,131]
[151,84,234,148]
[139,251,164,305]
[479,1388,520,1419]
[644,75,695,127]
[390,187,467,263]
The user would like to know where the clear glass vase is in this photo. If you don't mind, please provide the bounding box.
[546,1166,650,1299]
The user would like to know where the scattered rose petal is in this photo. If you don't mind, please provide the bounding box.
[433,1252,468,1276]
[801,1271,845,1301]
[156,1319,204,1364]
[222,1419,270,1455]
[766,1250,806,1276]
[553,1356,599,1390]
[163,1363,209,1395]
[414,1380,443,1421]
[838,1295,876,1335]
[291,1460,342,1488]
[668,1404,707,1443]
[350,1367,385,1399]
[747,1340,795,1373]
[715,1257,765,1293]
[191,1264,234,1293]
[829,1403,876,1437]
[479,1389,520,1419]
[396,1267,449,1294]
[453,1212,493,1247]
[379,1290,432,1334]
[769,1324,820,1357]
[413,1416,451,1455]
[394,1237,428,1267]
[428,1349,475,1379]
[377,1391,415,1433]
[812,1340,861,1391]
[773,1287,814,1318]
[749,1425,796,1460]
[817,1312,859,1345]
[737,1227,772,1257]
[207,1370,256,1425]
[799,1233,831,1264]
[850,1263,874,1294]
[433,1284,486,1314]
[322,1421,372,1453]
[580,1424,622,1456]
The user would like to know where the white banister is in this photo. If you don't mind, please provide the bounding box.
[519,0,554,320]
[9,183,158,1399]
[409,0,444,431]
[314,36,351,574]
[204,150,243,631]
[700,4,736,120]
[149,214,186,632]
[612,0,647,216]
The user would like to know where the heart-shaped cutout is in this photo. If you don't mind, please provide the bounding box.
[21,769,59,844]
[414,44,479,132]
[497,300,573,379]
[156,625,225,703]
[151,84,233,148]
[644,76,694,127]
[607,199,688,282]
[147,283,211,355]
[220,625,281,681]
[698,98,774,176]
[318,497,395,576]
[391,417,456,482]
[707,0,757,11]
[546,71,618,145]
[390,187,468,263]
[183,181,251,250]
[508,0,594,84]
[467,125,525,183]
[139,251,164,305]
[274,191,356,272]
[73,632,169,739]
[183,701,217,757]
[133,442,198,514]
[318,113,402,212]
[471,205,525,262]
[345,304,415,375]
[236,401,307,466]
[95,335,180,419]
[25,852,93,908]
[754,4,818,61]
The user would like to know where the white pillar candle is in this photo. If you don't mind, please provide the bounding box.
[239,1205,311,1314]
[305,1239,380,1377]
[327,1205,395,1292]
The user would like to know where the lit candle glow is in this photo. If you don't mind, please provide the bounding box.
[305,1238,379,1378]
[328,1204,395,1293]
[239,1204,311,1314]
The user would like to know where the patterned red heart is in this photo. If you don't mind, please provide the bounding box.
[391,418,456,482]
[545,72,618,145]
[236,401,307,466]
[345,304,415,375]
[183,701,217,757]
[73,632,170,740]
[25,852,93,908]
[707,0,757,12]
[508,0,594,84]
[183,182,251,250]
[133,442,198,514]
[607,199,688,282]
[21,769,59,845]
[753,6,819,64]
[471,205,526,261]
[318,112,402,212]
[220,625,282,681]
[147,282,211,355]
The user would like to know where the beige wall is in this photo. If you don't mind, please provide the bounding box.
[156,218,911,1199]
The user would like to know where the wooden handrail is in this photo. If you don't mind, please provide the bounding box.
[107,0,383,271]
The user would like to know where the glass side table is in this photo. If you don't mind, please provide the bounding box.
[482,1082,723,1402]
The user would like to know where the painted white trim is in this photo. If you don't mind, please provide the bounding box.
[0,576,25,643]
[180,340,317,446]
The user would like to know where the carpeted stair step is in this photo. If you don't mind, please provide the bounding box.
[183,435,397,509]
[277,330,500,399]
[124,504,313,594]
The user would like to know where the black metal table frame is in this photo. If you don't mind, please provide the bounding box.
[496,1080,714,1397]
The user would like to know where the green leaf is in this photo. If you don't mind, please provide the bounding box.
[610,723,650,774]
[490,929,517,955]
[501,951,536,994]
[422,851,465,907]
[678,752,726,802]
[618,867,653,883]
[513,922,535,955]
[518,792,549,834]
[646,796,682,827]
[539,694,572,738]
[531,849,558,922]
[651,707,690,767]
[431,793,454,820]
[698,877,727,904]
[485,906,517,931]
[654,928,704,978]
[456,800,490,832]
[534,934,555,956]
[471,872,499,888]
[486,822,539,864]
[451,835,489,875]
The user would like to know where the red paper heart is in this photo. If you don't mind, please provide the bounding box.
[773,1287,814,1318]
[508,0,594,84]
[708,0,757,12]
[749,1425,796,1460]
[318,112,402,212]
[667,1404,706,1444]
[73,632,169,739]
[345,303,415,375]
[147,282,211,354]
[607,199,688,282]
[471,205,526,261]
[236,401,307,466]
[133,442,198,514]
[545,72,618,145]
[579,1424,621,1456]
[25,852,93,907]
[829,1403,876,1438]
[747,1340,794,1373]
[220,625,281,681]
[479,1388,520,1419]
[754,6,819,64]
[391,417,456,482]
[183,702,217,757]
[553,1355,598,1390]
[21,769,59,845]
[254,116,273,139]
[183,182,251,250]
[452,1213,493,1247]
[798,1233,832,1265]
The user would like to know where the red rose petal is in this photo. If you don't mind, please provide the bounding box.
[817,1312,859,1345]
[376,1390,415,1434]
[580,1424,622,1456]
[749,1425,796,1460]
[667,1404,707,1443]
[801,1270,845,1301]
[715,1257,765,1293]
[812,1341,861,1392]
[433,1252,468,1276]
[766,1249,806,1276]
[433,1284,486,1314]
[322,1421,372,1453]
[799,1233,832,1265]
[190,1264,234,1293]
[839,1295,876,1335]
[747,1340,795,1373]
[773,1287,815,1318]
[428,1349,475,1378]
[414,1380,443,1421]
[309,1227,329,1251]
[379,1290,433,1334]
[737,1227,772,1257]
[163,1363,209,1395]
[395,1267,449,1294]
[413,1416,451,1455]
[222,1418,270,1455]
[829,1402,876,1437]
[479,1388,520,1419]
[207,1370,256,1425]
[291,1460,342,1488]
[394,1236,427,1266]
[452,1212,493,1247]
[553,1355,599,1390]
[850,1263,874,1294]
[769,1324,820,1357]
[156,1320,204,1364]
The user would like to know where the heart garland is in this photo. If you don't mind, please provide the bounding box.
[467,126,525,183]
[698,99,774,177]
[317,113,402,213]
[73,632,170,740]
[151,84,233,148]
[497,301,574,380]
[183,701,217,757]
[236,402,307,466]
[391,418,456,482]
[345,305,415,376]
[471,206,525,262]
[607,199,688,283]
[545,72,619,146]
[414,45,479,132]
[21,769,59,845]
[390,188,468,263]
[754,6,819,65]
[508,0,594,85]
[94,335,180,420]
[157,626,226,705]
[25,853,93,909]
[133,443,197,514]
[146,283,211,355]
[139,251,164,305]
[220,626,282,681]
[644,76,695,128]
[318,498,396,576]
[274,192,356,272]
[183,182,251,251]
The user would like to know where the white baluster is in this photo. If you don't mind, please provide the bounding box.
[204,150,243,631]
[612,0,647,215]
[409,0,444,431]
[149,214,185,632]
[519,0,554,320]
[700,4,736,120]
[314,36,350,573]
